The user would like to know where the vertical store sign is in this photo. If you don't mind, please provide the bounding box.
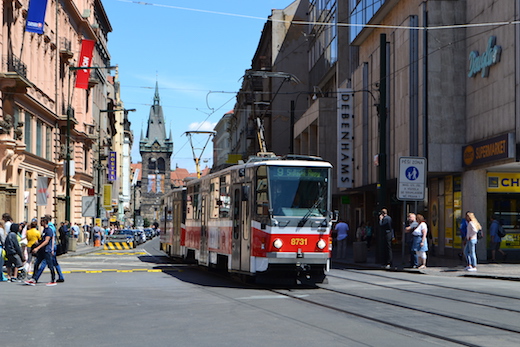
[103,184,112,209]
[337,89,354,188]
[108,151,117,181]
[75,39,96,89]
[25,0,48,34]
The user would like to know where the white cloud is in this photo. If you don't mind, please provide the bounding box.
[188,121,217,131]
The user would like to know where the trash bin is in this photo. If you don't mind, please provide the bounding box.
[353,241,367,263]
[68,236,77,252]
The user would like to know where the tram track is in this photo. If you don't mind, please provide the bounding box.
[262,271,520,347]
[268,286,520,346]
[335,269,520,301]
[326,271,520,314]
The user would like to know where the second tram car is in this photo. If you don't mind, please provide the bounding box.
[160,155,335,283]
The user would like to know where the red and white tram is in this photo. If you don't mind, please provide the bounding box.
[160,155,334,283]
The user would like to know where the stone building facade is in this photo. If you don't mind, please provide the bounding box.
[217,0,520,261]
[0,0,129,229]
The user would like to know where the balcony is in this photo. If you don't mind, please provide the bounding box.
[0,54,31,93]
[5,54,27,78]
[59,37,74,61]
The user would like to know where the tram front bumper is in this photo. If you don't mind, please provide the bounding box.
[265,252,329,264]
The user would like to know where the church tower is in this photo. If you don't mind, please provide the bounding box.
[139,82,173,224]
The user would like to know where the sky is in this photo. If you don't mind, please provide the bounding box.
[102,0,295,173]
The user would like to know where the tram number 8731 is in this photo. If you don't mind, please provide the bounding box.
[291,238,308,246]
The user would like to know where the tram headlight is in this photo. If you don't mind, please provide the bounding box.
[317,239,327,250]
[273,238,283,249]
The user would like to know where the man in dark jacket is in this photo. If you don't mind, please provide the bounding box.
[379,208,394,268]
[5,223,25,282]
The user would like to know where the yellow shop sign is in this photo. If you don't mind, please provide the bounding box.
[487,172,520,193]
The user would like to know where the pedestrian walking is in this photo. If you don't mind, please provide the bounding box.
[412,214,428,269]
[379,208,394,268]
[4,223,25,282]
[0,219,6,281]
[26,220,41,276]
[334,220,349,259]
[25,216,57,286]
[458,211,469,261]
[356,222,366,242]
[71,222,80,239]
[2,213,13,238]
[58,221,69,255]
[405,213,419,268]
[464,212,481,272]
[489,214,506,262]
[365,222,373,250]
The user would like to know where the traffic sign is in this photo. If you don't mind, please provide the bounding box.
[82,196,96,217]
[398,156,426,201]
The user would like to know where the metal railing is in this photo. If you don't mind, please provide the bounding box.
[60,37,72,52]
[4,54,27,78]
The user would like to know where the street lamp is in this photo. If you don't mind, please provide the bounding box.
[65,66,117,223]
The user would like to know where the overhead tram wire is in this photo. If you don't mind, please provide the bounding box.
[170,94,236,164]
[115,0,520,32]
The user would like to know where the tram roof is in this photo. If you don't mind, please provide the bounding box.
[203,155,333,180]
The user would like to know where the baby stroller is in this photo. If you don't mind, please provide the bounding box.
[16,262,29,280]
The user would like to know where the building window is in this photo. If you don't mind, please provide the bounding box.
[84,146,89,171]
[45,126,52,161]
[349,0,387,43]
[25,112,32,152]
[308,0,338,71]
[36,121,42,157]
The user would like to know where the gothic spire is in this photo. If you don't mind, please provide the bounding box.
[153,80,160,106]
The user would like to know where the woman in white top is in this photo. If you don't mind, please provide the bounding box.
[412,214,428,269]
[464,212,481,271]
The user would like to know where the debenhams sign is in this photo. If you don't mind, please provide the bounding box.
[337,89,354,189]
[468,36,501,78]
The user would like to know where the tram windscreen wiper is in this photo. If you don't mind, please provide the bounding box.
[297,196,323,228]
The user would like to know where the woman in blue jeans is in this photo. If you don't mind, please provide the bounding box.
[464,212,481,271]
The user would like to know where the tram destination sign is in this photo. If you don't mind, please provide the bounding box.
[398,156,426,201]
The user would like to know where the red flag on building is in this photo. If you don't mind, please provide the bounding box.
[75,39,96,89]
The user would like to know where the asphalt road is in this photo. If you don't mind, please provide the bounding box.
[1,238,518,347]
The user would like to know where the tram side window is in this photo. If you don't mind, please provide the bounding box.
[210,178,219,218]
[187,185,201,220]
[219,187,230,218]
[256,166,268,215]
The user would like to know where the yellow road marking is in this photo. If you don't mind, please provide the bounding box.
[93,252,147,255]
[39,268,178,274]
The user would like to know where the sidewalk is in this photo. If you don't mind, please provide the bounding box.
[60,241,520,281]
[333,245,520,281]
[60,241,102,257]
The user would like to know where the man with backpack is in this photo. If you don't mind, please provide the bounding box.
[489,214,507,262]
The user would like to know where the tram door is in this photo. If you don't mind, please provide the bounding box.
[240,184,251,272]
[199,195,208,266]
[231,184,251,272]
[231,186,241,270]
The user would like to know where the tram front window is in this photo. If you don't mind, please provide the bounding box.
[268,166,328,217]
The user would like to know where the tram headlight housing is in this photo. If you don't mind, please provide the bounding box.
[273,238,283,249]
[317,239,327,250]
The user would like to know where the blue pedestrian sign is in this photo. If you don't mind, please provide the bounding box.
[398,157,426,201]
